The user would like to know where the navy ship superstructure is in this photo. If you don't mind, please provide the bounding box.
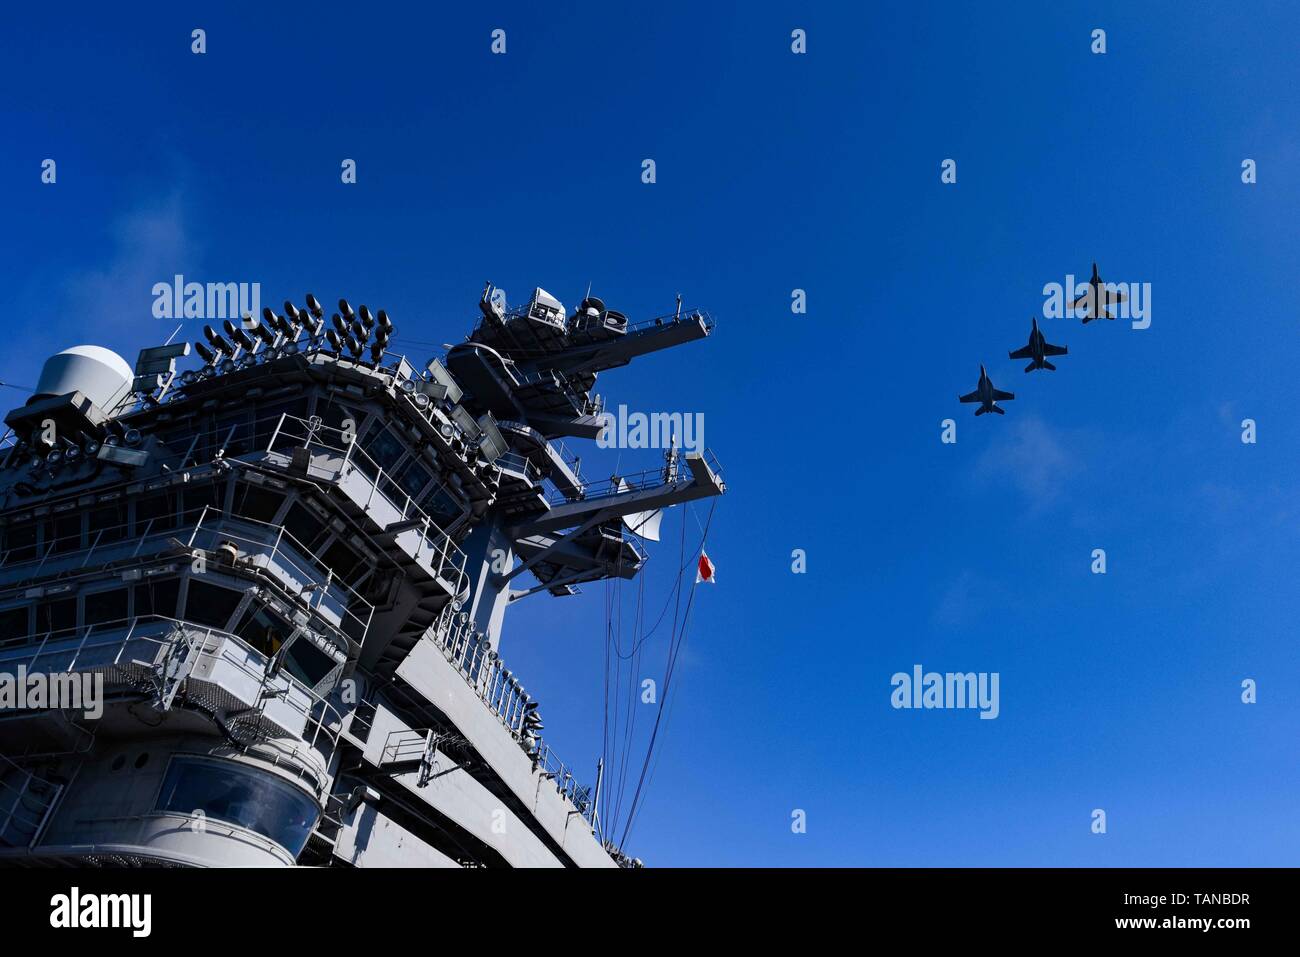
[0,286,724,867]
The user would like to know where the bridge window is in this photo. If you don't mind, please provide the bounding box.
[281,634,339,689]
[45,513,82,555]
[232,483,284,524]
[133,578,180,620]
[233,604,295,659]
[155,757,319,857]
[1,522,37,564]
[35,598,76,638]
[84,588,128,627]
[0,606,29,645]
[183,580,246,630]
[393,459,433,499]
[88,502,128,545]
[135,492,180,534]
[359,423,406,476]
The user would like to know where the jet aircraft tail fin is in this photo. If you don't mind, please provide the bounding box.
[1042,360,1056,371]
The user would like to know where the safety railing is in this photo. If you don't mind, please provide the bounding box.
[496,452,542,485]
[379,729,430,767]
[140,340,425,410]
[184,505,375,639]
[546,448,724,507]
[625,306,714,335]
[0,614,344,756]
[0,753,61,849]
[0,509,204,574]
[425,605,595,825]
[265,414,467,590]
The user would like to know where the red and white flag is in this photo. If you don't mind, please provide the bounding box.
[696,551,716,585]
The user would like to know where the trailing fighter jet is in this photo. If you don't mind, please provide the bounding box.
[1072,262,1126,322]
[959,364,1015,416]
[1009,317,1068,372]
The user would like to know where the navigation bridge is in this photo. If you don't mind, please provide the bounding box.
[0,285,724,867]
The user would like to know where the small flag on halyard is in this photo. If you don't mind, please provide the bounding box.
[696,551,716,584]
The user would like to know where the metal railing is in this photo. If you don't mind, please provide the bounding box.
[425,605,595,824]
[0,753,61,848]
[265,414,467,591]
[546,448,725,507]
[496,452,542,485]
[184,505,375,639]
[0,505,374,648]
[0,614,344,756]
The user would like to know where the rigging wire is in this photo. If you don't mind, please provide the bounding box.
[617,497,717,848]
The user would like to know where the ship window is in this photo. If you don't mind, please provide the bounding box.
[35,598,76,638]
[136,492,179,534]
[314,398,357,434]
[232,483,284,524]
[282,502,329,552]
[214,412,252,457]
[88,502,128,545]
[234,605,295,659]
[419,485,463,527]
[1,522,38,564]
[182,482,226,526]
[393,458,433,499]
[320,537,366,585]
[360,424,406,476]
[46,513,83,555]
[155,757,319,857]
[84,588,128,627]
[254,400,308,449]
[134,578,180,620]
[184,580,245,630]
[282,635,338,689]
[0,606,30,644]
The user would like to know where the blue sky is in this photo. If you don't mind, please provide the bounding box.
[2,1,1298,865]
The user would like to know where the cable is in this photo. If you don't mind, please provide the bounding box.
[618,498,717,849]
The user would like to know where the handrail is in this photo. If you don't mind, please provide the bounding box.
[424,605,595,825]
[0,505,374,648]
[265,414,467,590]
[546,448,725,507]
[185,505,375,639]
[0,614,345,760]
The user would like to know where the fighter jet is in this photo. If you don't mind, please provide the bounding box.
[1008,317,1068,372]
[959,364,1015,416]
[1072,262,1126,322]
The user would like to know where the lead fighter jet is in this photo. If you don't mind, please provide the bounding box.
[1073,262,1126,322]
[1009,317,1068,372]
[959,364,1015,416]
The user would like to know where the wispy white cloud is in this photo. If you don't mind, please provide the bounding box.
[65,192,199,331]
[971,414,1076,511]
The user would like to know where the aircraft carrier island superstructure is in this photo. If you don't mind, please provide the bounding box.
[0,285,724,867]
